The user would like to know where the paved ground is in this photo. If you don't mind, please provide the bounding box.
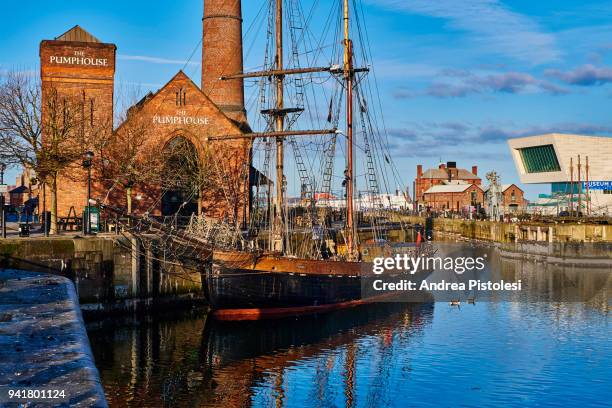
[0,269,107,407]
[1,222,83,238]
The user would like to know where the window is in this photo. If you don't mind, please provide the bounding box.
[518,145,561,173]
[176,88,187,106]
[604,190,612,195]
[90,98,94,127]
[511,191,516,202]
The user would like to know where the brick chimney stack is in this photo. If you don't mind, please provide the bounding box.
[417,164,423,178]
[472,165,478,176]
[202,0,247,127]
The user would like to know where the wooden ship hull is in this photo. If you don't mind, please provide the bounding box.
[204,246,433,320]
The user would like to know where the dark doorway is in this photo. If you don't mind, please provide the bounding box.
[161,136,200,218]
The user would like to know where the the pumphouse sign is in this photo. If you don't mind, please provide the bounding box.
[152,111,211,126]
[49,50,109,67]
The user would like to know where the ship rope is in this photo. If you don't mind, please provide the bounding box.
[98,0,425,267]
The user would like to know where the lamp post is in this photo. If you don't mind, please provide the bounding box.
[39,172,48,237]
[0,163,6,238]
[82,151,94,235]
[29,176,37,226]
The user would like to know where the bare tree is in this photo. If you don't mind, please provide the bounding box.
[0,70,113,233]
[161,137,249,225]
[102,99,165,214]
[0,72,41,168]
[0,73,67,232]
[201,144,250,226]
[163,136,214,215]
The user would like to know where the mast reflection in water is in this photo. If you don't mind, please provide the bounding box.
[89,250,611,408]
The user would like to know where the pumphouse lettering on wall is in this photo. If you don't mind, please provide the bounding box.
[152,114,211,126]
[49,51,109,67]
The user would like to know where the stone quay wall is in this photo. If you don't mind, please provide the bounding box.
[0,236,205,317]
[0,269,108,407]
[400,215,611,243]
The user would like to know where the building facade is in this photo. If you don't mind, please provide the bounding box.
[422,183,485,214]
[483,184,526,214]
[414,162,481,211]
[39,25,116,220]
[508,134,612,215]
[111,71,250,221]
[39,1,253,225]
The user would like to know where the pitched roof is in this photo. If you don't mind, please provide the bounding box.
[55,25,101,43]
[424,184,480,194]
[9,185,28,194]
[442,180,470,185]
[421,168,480,180]
[483,184,523,193]
[115,70,244,137]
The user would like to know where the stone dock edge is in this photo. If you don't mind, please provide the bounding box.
[0,269,108,407]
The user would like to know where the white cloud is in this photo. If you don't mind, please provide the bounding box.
[368,0,560,64]
[117,54,200,66]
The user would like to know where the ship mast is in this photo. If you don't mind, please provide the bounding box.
[273,0,285,253]
[343,0,357,259]
[218,0,367,258]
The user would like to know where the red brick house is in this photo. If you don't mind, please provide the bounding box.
[39,0,253,225]
[422,183,485,213]
[414,162,481,211]
[484,184,526,214]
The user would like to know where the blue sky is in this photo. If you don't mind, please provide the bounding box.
[2,1,612,199]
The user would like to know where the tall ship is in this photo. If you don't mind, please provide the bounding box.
[194,0,434,320]
[100,0,433,320]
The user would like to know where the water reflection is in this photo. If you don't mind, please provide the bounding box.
[497,253,610,309]
[90,303,433,407]
[421,243,611,305]
[89,246,611,407]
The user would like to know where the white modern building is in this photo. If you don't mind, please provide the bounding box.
[508,134,612,215]
[301,190,412,211]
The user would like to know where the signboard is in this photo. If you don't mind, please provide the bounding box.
[153,111,211,126]
[86,206,100,233]
[583,181,612,190]
[49,51,108,67]
[0,184,7,193]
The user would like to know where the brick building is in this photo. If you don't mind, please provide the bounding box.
[3,171,37,210]
[484,184,526,214]
[414,162,481,211]
[39,25,116,220]
[111,71,250,221]
[40,0,253,225]
[422,183,485,213]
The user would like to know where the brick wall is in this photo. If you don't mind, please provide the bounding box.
[40,38,115,219]
[423,185,485,211]
[110,71,251,223]
[414,164,481,202]
[502,185,525,213]
[202,0,247,128]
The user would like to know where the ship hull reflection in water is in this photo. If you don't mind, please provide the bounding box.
[89,303,432,407]
[89,248,611,407]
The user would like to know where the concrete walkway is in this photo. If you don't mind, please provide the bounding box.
[0,269,107,407]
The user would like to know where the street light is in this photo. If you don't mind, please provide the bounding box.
[82,151,94,235]
[0,163,6,238]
